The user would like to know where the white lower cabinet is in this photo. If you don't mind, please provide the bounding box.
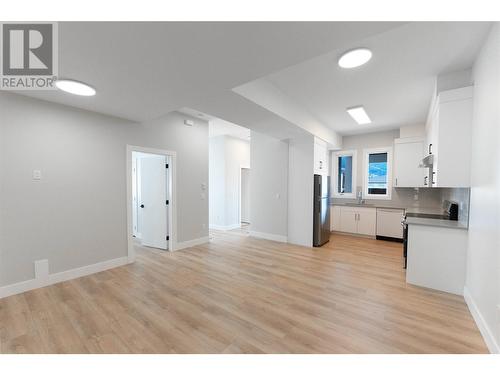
[406,224,467,295]
[340,207,358,233]
[356,208,377,236]
[332,206,376,236]
[330,205,342,231]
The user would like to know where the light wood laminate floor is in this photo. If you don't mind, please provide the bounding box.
[0,231,488,353]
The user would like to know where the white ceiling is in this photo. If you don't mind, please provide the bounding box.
[15,22,492,140]
[16,22,403,135]
[261,22,492,135]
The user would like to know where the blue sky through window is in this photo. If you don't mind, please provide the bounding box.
[368,153,388,190]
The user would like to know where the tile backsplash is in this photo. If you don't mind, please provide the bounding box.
[332,187,470,222]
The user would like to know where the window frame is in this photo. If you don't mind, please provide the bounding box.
[332,149,357,199]
[363,147,393,200]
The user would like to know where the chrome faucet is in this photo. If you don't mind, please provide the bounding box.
[357,190,365,205]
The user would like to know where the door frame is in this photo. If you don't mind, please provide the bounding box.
[126,145,177,262]
[239,165,250,225]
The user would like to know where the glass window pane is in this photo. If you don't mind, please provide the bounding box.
[368,152,387,195]
[337,155,353,194]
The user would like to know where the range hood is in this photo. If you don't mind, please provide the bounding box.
[419,154,434,168]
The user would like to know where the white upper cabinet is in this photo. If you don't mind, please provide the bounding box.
[424,86,473,187]
[314,137,329,175]
[393,137,425,187]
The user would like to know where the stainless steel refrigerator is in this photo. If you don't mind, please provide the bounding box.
[313,174,330,247]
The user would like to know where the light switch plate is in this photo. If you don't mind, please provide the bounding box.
[33,170,42,180]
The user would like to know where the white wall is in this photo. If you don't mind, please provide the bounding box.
[399,124,425,138]
[465,23,500,353]
[0,92,209,287]
[209,135,250,229]
[209,136,226,228]
[249,131,288,241]
[288,135,315,247]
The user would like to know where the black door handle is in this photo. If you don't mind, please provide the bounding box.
[140,204,144,208]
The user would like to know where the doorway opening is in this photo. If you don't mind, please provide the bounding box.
[207,116,250,237]
[127,146,176,261]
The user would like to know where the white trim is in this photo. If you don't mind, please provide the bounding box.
[0,256,129,300]
[209,224,241,231]
[127,145,177,262]
[239,165,250,225]
[362,146,393,200]
[331,150,357,199]
[174,236,210,251]
[249,230,287,243]
[464,286,500,354]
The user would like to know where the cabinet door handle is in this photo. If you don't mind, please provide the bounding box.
[395,178,398,186]
[424,176,428,186]
[428,143,432,155]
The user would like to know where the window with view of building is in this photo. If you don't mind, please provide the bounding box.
[364,148,392,199]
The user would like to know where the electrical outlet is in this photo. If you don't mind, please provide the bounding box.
[34,259,49,280]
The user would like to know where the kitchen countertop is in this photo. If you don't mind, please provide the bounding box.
[405,216,469,230]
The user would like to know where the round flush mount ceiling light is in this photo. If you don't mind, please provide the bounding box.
[338,48,372,69]
[55,79,96,96]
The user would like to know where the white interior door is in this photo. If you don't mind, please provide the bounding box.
[140,155,167,250]
[241,168,250,223]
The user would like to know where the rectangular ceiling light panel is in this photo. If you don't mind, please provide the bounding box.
[346,106,371,125]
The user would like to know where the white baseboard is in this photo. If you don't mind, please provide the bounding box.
[209,223,241,231]
[0,256,130,300]
[249,230,287,243]
[173,236,209,251]
[464,286,500,354]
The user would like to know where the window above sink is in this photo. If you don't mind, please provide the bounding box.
[332,150,357,199]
